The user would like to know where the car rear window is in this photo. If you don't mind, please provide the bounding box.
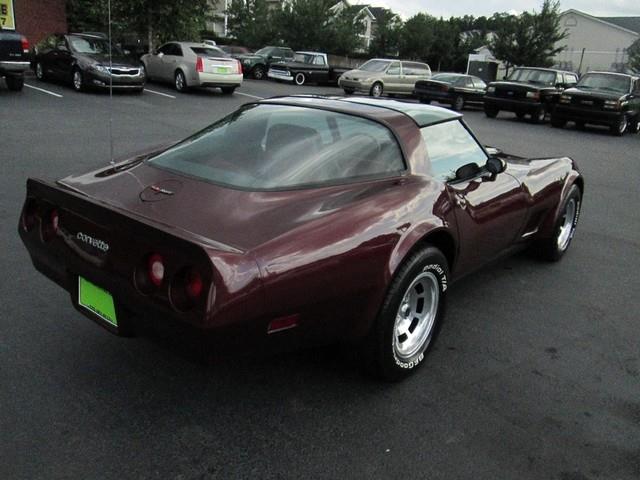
[148,105,405,190]
[191,47,227,57]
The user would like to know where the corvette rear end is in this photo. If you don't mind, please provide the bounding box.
[18,178,264,347]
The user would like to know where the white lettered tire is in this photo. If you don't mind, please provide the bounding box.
[368,245,449,381]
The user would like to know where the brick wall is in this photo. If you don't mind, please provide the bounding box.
[14,0,67,45]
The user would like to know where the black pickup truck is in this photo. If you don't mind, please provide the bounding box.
[267,51,349,86]
[484,67,579,123]
[0,30,30,91]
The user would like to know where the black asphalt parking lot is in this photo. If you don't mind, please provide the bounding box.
[2,76,639,480]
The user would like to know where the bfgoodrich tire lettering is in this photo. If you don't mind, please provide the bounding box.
[369,246,449,381]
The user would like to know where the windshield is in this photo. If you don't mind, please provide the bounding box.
[294,53,316,64]
[577,73,631,93]
[358,60,391,73]
[432,74,462,83]
[508,69,556,86]
[69,36,122,55]
[148,105,405,190]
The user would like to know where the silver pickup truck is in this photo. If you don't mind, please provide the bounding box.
[0,30,30,91]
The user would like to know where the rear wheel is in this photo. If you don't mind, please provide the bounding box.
[550,115,567,128]
[370,82,383,97]
[5,75,24,91]
[452,95,464,111]
[252,65,265,80]
[174,70,188,93]
[364,246,448,381]
[535,185,581,262]
[221,86,236,94]
[72,68,84,92]
[610,116,627,136]
[630,115,640,134]
[484,105,499,118]
[294,72,306,86]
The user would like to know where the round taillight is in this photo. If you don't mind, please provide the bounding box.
[185,270,203,299]
[147,254,164,286]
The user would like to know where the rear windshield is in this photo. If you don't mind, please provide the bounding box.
[148,104,405,190]
[191,47,227,57]
[577,73,631,94]
[432,74,462,83]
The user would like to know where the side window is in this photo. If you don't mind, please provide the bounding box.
[387,61,400,76]
[565,74,578,86]
[172,44,183,57]
[406,62,429,76]
[313,55,326,66]
[473,78,487,89]
[421,120,488,182]
[56,37,68,51]
[158,44,172,55]
[457,77,473,88]
[401,62,414,75]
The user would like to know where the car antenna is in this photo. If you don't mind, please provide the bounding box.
[108,0,114,166]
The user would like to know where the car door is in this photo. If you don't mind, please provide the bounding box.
[49,35,71,79]
[158,43,182,82]
[454,76,475,101]
[311,54,329,83]
[383,61,401,93]
[145,44,168,79]
[420,120,528,274]
[36,35,58,78]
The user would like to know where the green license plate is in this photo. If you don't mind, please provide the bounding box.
[215,67,229,74]
[78,277,117,327]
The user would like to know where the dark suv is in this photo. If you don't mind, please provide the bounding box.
[484,67,578,123]
[0,30,30,91]
[551,72,640,136]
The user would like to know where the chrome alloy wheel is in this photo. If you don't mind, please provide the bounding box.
[393,272,440,360]
[557,198,577,252]
[175,71,186,91]
[371,83,383,97]
[36,62,44,80]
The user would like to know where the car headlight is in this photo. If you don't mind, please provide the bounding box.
[559,95,571,104]
[487,86,495,93]
[91,64,110,74]
[604,99,621,110]
[526,91,540,100]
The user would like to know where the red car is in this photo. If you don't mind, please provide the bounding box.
[18,96,583,380]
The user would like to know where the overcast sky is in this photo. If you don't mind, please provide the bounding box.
[357,0,639,19]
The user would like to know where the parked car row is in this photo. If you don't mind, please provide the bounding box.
[28,33,244,95]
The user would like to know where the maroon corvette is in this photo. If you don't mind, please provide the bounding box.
[19,96,583,380]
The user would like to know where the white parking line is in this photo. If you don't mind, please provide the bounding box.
[236,92,264,100]
[143,88,176,99]
[24,83,63,98]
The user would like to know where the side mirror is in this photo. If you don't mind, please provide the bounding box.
[486,156,506,175]
[157,52,164,58]
[455,163,481,181]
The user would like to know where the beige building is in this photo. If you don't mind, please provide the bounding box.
[554,9,640,74]
[330,1,401,52]
[206,0,284,37]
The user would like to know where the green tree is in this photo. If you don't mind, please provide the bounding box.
[490,0,567,75]
[226,0,277,49]
[398,13,436,62]
[368,9,401,57]
[66,0,210,52]
[627,38,640,72]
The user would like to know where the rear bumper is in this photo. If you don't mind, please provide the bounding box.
[484,96,542,112]
[0,60,30,75]
[195,72,243,87]
[414,89,455,102]
[553,105,623,126]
